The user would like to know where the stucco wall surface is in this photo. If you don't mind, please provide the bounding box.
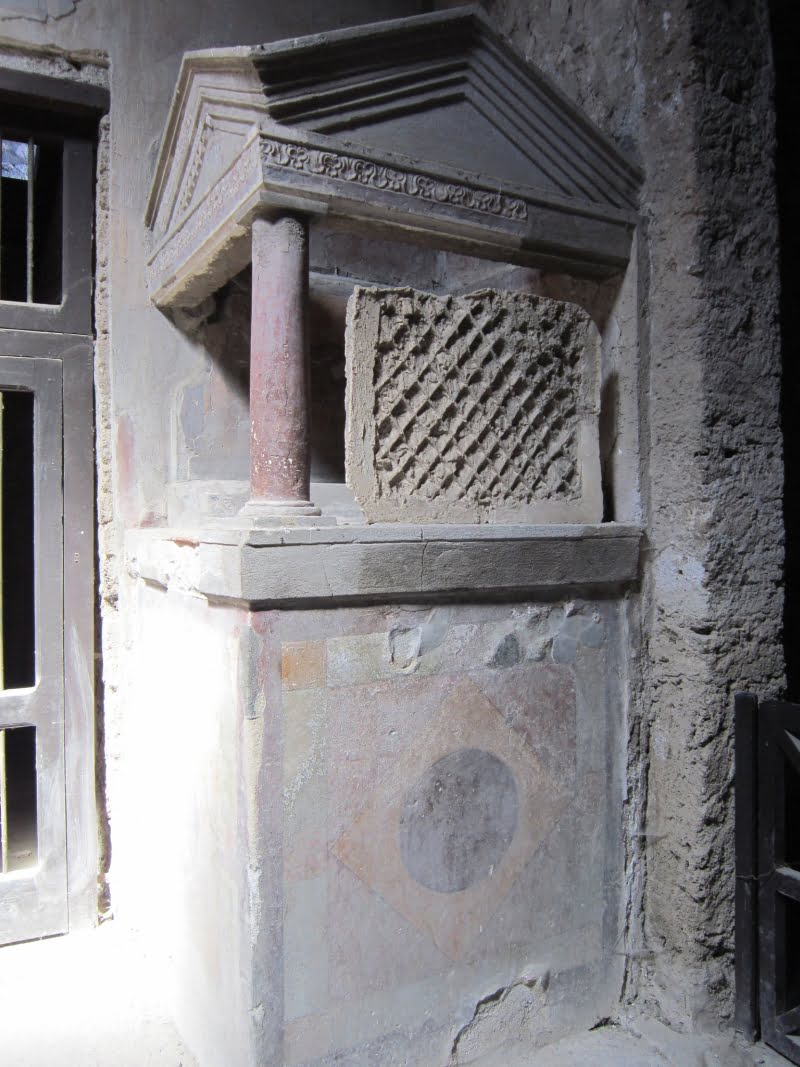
[114,579,250,1067]
[469,0,784,1030]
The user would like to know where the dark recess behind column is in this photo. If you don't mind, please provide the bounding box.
[771,0,800,696]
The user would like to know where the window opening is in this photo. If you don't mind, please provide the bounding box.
[0,724,37,873]
[0,135,62,305]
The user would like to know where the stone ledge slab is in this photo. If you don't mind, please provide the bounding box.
[127,524,641,607]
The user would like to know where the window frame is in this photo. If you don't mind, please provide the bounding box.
[0,66,107,937]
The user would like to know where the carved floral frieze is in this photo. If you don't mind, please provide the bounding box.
[260,136,529,222]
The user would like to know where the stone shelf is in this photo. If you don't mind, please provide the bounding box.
[126,523,642,607]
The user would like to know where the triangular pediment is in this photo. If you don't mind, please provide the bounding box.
[146,6,640,236]
[146,8,641,308]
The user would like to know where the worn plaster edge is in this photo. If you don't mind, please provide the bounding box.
[615,171,654,1019]
[617,588,651,1007]
[448,968,550,1064]
[0,32,108,76]
[344,287,377,509]
[93,112,117,921]
[444,951,625,1065]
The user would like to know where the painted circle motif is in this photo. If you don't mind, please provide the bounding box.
[398,748,519,894]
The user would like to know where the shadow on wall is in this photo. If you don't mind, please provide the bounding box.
[772,0,800,695]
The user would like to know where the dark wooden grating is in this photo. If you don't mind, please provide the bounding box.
[736,693,800,1063]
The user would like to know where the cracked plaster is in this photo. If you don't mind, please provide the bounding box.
[0,0,78,23]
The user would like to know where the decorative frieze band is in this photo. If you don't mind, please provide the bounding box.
[260,136,529,222]
[147,124,633,308]
[177,117,210,218]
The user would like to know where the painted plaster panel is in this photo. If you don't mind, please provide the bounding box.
[271,600,624,1065]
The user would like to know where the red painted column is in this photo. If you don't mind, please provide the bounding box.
[241,213,319,521]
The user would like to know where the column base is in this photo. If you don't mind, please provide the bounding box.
[237,497,326,528]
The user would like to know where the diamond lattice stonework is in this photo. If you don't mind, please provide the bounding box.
[345,287,602,524]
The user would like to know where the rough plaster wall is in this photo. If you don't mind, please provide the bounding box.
[638,1,783,1028]
[473,0,784,1031]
